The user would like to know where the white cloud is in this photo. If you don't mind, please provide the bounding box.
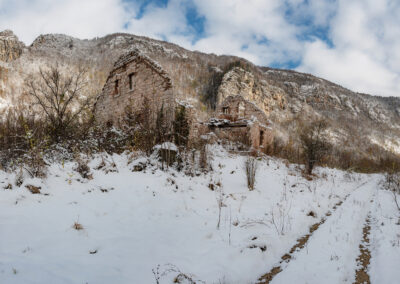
[0,0,399,97]
[298,0,400,97]
[0,0,128,44]
[191,0,303,65]
[125,0,191,42]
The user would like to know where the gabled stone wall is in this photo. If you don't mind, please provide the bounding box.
[95,50,174,126]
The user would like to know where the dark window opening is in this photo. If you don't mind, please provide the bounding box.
[129,73,134,90]
[114,79,119,95]
[223,107,229,114]
[260,130,264,145]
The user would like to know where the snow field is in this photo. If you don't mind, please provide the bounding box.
[0,145,393,284]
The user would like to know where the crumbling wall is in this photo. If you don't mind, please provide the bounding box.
[95,52,174,126]
[218,95,268,123]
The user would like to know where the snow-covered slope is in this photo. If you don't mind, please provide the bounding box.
[1,146,398,284]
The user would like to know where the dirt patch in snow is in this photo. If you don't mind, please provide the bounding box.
[354,215,371,284]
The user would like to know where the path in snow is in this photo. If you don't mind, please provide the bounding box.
[257,197,349,283]
[354,214,372,284]
[257,181,376,284]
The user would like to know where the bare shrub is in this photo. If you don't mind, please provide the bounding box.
[298,119,331,175]
[73,154,91,179]
[25,65,93,142]
[152,264,204,284]
[383,172,400,212]
[245,156,258,191]
[23,144,47,178]
[14,168,24,186]
[215,182,225,229]
[199,141,209,172]
[173,104,190,147]
[123,98,158,155]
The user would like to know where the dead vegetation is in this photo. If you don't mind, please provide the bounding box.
[382,171,400,213]
[72,222,84,231]
[25,184,41,194]
[245,156,258,191]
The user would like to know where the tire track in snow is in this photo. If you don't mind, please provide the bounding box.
[354,214,372,284]
[257,196,350,283]
[257,181,373,284]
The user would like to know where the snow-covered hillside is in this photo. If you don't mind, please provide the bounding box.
[0,146,399,283]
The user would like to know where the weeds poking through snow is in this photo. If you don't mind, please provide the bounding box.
[215,182,225,230]
[245,156,258,191]
[382,172,400,212]
[152,264,204,284]
[14,167,24,187]
[73,154,92,179]
[73,221,83,231]
[269,180,293,235]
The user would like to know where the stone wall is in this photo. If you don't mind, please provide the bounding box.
[248,122,273,150]
[95,51,174,126]
[218,95,268,123]
[213,95,274,151]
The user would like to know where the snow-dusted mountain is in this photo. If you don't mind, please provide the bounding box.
[1,29,400,163]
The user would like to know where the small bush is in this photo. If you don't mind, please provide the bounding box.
[73,154,91,179]
[383,171,400,212]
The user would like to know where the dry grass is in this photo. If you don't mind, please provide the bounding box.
[73,222,84,231]
[245,156,258,191]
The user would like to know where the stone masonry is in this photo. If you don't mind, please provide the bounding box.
[208,94,273,150]
[95,49,174,126]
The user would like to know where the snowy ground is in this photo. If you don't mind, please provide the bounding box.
[0,145,399,284]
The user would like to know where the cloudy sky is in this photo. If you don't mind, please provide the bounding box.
[0,0,399,97]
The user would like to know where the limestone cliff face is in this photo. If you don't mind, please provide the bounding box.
[0,29,399,158]
[217,67,286,118]
[0,30,25,62]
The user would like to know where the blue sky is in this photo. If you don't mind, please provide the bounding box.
[0,0,399,97]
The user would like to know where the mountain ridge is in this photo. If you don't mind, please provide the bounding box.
[1,29,400,164]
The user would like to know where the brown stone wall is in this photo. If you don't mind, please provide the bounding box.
[95,57,174,126]
[218,95,268,123]
[211,127,250,145]
[247,123,273,150]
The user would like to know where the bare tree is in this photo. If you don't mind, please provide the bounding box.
[299,119,330,175]
[26,66,91,142]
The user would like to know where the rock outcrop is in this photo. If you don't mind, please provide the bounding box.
[0,30,24,62]
[217,67,286,118]
[0,29,399,160]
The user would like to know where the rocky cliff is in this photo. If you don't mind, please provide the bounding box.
[0,30,24,62]
[0,29,399,161]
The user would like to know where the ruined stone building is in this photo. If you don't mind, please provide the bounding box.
[95,49,272,151]
[95,49,174,126]
[208,94,273,150]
